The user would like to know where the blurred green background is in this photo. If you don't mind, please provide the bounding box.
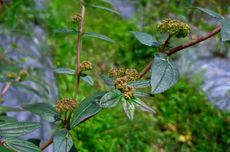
[0,0,229,151]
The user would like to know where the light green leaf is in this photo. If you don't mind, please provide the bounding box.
[132,97,156,114]
[54,130,73,152]
[134,91,150,98]
[221,20,230,41]
[4,138,41,152]
[84,32,114,42]
[0,121,40,138]
[196,7,224,20]
[151,53,180,94]
[0,106,23,113]
[101,75,115,87]
[99,90,121,108]
[89,4,120,15]
[123,100,135,120]
[99,0,113,5]
[128,80,150,88]
[14,83,46,98]
[80,74,94,86]
[0,116,17,122]
[132,31,159,47]
[71,92,105,128]
[22,103,58,122]
[54,68,75,75]
[54,28,78,35]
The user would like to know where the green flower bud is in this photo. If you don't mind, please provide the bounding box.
[158,19,190,38]
[19,69,28,79]
[6,72,17,79]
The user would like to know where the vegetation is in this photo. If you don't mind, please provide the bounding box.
[0,0,229,152]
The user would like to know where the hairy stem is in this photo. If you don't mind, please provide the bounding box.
[74,0,86,99]
[138,26,221,78]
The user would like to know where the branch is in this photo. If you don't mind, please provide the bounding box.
[74,0,86,99]
[138,26,221,78]
[0,82,12,98]
[40,136,54,151]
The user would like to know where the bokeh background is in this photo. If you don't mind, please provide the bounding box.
[0,0,230,151]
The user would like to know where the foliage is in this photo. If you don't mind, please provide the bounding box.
[0,0,229,152]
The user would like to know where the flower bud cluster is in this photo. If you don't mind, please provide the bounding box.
[71,13,82,23]
[55,99,78,112]
[111,68,138,100]
[158,19,190,38]
[80,60,92,72]
[6,69,28,80]
[109,68,138,82]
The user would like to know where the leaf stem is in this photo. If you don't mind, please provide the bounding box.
[138,26,221,78]
[74,0,86,99]
[0,82,12,98]
[161,34,172,51]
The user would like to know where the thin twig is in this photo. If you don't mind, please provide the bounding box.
[40,136,54,151]
[138,26,221,78]
[74,0,86,99]
[0,82,12,97]
[161,34,172,52]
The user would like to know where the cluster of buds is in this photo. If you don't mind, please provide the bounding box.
[80,60,92,72]
[109,68,138,82]
[55,99,78,112]
[6,69,28,81]
[123,85,135,100]
[70,13,82,23]
[158,18,190,38]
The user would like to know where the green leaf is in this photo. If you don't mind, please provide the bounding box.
[54,129,73,152]
[54,28,78,35]
[221,20,230,41]
[80,74,94,86]
[123,100,135,120]
[22,103,58,122]
[0,106,23,113]
[0,116,17,122]
[84,32,114,43]
[132,31,159,47]
[4,138,41,152]
[98,0,113,5]
[132,97,156,114]
[128,80,150,88]
[14,83,46,98]
[134,91,150,98]
[54,68,75,75]
[99,90,121,108]
[89,4,120,15]
[101,75,114,87]
[151,53,179,94]
[196,7,224,20]
[0,121,40,138]
[70,92,105,128]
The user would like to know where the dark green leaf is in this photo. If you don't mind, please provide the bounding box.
[196,7,224,20]
[128,80,150,88]
[54,130,73,152]
[80,74,94,86]
[99,90,121,108]
[221,20,230,41]
[54,29,78,35]
[133,97,156,114]
[25,76,50,95]
[27,139,41,147]
[84,32,114,42]
[14,83,45,98]
[151,53,179,94]
[123,100,135,120]
[71,92,105,128]
[134,91,150,98]
[0,121,40,138]
[22,103,58,122]
[54,68,75,75]
[101,75,114,87]
[4,138,41,152]
[98,0,113,5]
[89,4,120,15]
[132,31,159,47]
